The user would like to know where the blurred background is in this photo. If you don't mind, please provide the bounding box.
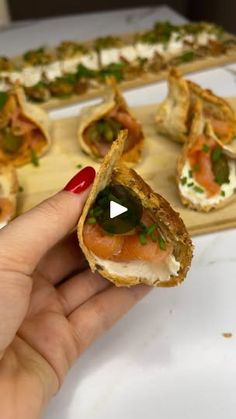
[0,0,235,33]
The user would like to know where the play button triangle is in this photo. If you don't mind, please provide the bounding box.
[110,201,128,219]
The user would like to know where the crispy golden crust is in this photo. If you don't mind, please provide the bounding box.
[77,81,144,163]
[0,164,18,222]
[177,107,236,212]
[155,68,190,143]
[188,80,236,121]
[156,68,236,154]
[0,86,51,167]
[78,130,193,287]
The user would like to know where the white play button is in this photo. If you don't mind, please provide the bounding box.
[110,201,128,219]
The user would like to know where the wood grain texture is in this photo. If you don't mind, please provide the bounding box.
[16,97,236,237]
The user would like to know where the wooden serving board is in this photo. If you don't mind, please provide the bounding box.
[42,51,236,110]
[16,98,236,236]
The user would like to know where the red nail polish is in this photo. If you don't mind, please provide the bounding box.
[64,166,96,194]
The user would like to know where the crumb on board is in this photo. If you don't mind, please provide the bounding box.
[222,332,233,338]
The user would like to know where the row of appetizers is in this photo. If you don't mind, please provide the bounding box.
[0,21,235,104]
[1,67,236,237]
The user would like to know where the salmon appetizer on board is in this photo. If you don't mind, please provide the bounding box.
[0,164,18,228]
[77,79,144,163]
[177,101,236,212]
[156,68,236,156]
[0,86,52,167]
[78,130,193,287]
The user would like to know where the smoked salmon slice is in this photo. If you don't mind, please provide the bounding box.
[83,213,172,263]
[188,134,220,197]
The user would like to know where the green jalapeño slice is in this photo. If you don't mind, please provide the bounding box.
[94,185,143,234]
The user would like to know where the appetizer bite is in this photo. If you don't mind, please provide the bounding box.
[77,80,144,163]
[155,68,191,143]
[0,164,18,228]
[188,79,236,157]
[156,68,236,155]
[78,131,193,287]
[0,86,51,166]
[23,47,55,67]
[177,101,236,211]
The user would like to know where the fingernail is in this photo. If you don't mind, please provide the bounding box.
[63,166,96,194]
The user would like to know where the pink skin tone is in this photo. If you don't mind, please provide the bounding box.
[0,167,149,419]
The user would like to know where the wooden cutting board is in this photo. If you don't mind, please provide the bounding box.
[16,98,236,236]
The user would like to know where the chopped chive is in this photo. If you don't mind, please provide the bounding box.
[92,207,103,217]
[158,237,166,250]
[139,221,148,233]
[139,233,147,245]
[202,144,210,153]
[31,149,39,167]
[18,185,24,192]
[193,186,204,193]
[221,190,226,197]
[146,223,157,235]
[188,170,193,178]
[187,182,194,187]
[234,188,236,193]
[212,147,222,162]
[76,163,83,169]
[180,51,195,63]
[0,91,8,110]
[87,217,96,225]
[181,176,187,185]
[192,163,200,172]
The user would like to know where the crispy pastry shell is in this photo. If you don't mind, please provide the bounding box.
[155,68,190,143]
[177,102,236,212]
[78,130,193,287]
[0,86,52,167]
[77,80,144,163]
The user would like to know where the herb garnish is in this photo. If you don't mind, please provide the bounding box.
[212,146,222,162]
[31,149,39,167]
[18,185,24,192]
[95,36,120,50]
[221,190,226,197]
[192,163,200,172]
[87,217,97,225]
[138,221,166,250]
[0,91,8,110]
[139,233,147,245]
[202,144,210,153]
[180,51,195,63]
[193,186,204,193]
[181,177,187,185]
[187,182,194,187]
[99,63,125,82]
[158,237,167,250]
[76,64,97,79]
[188,170,193,178]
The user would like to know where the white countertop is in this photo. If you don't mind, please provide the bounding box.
[2,6,236,419]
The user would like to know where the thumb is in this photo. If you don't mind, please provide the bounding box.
[0,166,96,274]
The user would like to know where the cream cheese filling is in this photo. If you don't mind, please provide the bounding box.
[179,160,236,206]
[93,254,180,284]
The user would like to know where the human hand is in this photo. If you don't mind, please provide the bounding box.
[0,167,149,419]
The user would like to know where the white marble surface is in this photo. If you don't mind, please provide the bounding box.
[0,6,186,56]
[1,6,236,419]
